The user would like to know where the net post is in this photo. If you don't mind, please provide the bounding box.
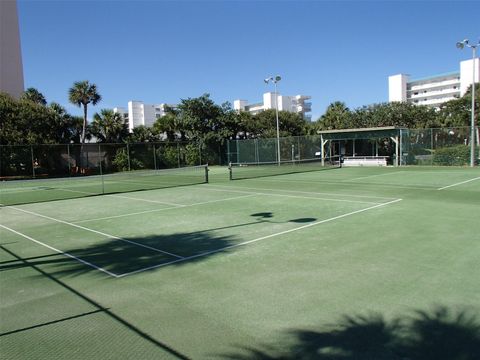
[205,164,209,183]
[228,162,233,180]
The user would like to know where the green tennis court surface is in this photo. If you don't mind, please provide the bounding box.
[1,166,479,359]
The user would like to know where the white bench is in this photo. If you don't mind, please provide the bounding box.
[343,156,388,167]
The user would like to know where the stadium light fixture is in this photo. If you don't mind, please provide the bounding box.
[264,75,282,165]
[457,38,479,167]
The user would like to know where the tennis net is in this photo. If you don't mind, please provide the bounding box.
[0,165,209,206]
[228,156,341,180]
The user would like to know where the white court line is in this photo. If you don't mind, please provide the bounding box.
[246,177,436,191]
[4,206,184,259]
[117,198,403,277]
[206,188,381,205]
[345,171,405,182]
[106,193,184,207]
[0,224,119,278]
[437,177,480,190]
[74,194,257,223]
[203,185,393,202]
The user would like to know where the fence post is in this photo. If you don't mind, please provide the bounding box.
[153,144,157,170]
[99,144,105,193]
[30,145,35,178]
[227,140,231,164]
[177,142,180,168]
[127,142,131,171]
[199,142,202,165]
[67,144,71,176]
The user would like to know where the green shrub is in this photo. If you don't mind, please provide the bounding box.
[185,144,201,165]
[112,148,144,171]
[156,145,180,168]
[432,145,478,166]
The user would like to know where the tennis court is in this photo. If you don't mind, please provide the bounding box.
[1,165,479,359]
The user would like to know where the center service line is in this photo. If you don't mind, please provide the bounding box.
[118,198,403,277]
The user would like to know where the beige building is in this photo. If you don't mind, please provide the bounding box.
[0,0,24,99]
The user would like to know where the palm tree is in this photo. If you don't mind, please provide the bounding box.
[91,109,128,143]
[68,80,101,144]
[21,87,47,106]
[319,101,352,130]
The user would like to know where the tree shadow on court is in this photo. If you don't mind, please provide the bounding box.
[223,306,480,360]
[1,212,318,278]
[0,231,238,278]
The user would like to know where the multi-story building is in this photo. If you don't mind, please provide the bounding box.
[114,101,177,132]
[389,58,479,108]
[0,0,24,99]
[234,92,312,120]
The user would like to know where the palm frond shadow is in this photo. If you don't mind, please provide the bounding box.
[1,211,317,278]
[224,307,480,360]
[1,231,237,278]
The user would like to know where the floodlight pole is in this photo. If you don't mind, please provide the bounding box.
[265,76,282,165]
[457,39,479,167]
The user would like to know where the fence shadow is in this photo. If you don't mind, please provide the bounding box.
[223,306,480,360]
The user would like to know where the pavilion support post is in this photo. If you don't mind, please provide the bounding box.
[390,136,399,167]
[320,135,328,166]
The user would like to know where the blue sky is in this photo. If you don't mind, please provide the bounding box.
[17,0,480,121]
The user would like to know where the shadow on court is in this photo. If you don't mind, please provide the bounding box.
[1,213,318,278]
[222,306,480,360]
[0,231,236,278]
[0,244,193,359]
[0,212,317,278]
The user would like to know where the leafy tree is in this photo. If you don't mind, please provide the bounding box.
[49,102,84,143]
[251,109,307,138]
[153,112,180,141]
[90,109,128,143]
[177,93,223,142]
[68,80,102,144]
[350,102,438,129]
[234,110,255,139]
[0,92,65,145]
[438,83,480,128]
[21,87,47,106]
[128,125,160,143]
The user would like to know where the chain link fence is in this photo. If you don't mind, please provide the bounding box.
[0,142,215,180]
[228,127,479,166]
[227,135,327,164]
[401,127,479,166]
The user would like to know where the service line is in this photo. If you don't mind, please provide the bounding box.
[117,198,403,277]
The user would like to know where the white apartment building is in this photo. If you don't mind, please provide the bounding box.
[234,92,312,120]
[389,58,479,108]
[114,101,176,132]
